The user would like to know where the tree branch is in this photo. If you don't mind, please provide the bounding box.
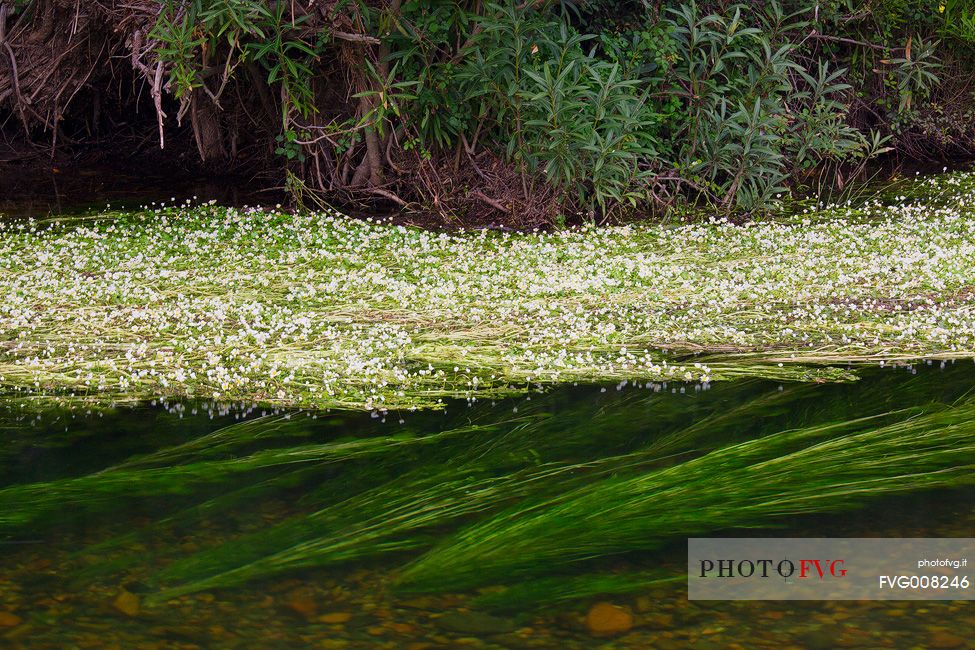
[332,30,380,45]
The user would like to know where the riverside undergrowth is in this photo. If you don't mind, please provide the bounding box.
[3,172,975,410]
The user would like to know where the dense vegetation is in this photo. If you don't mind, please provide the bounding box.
[3,0,975,224]
[3,364,974,609]
[2,172,975,410]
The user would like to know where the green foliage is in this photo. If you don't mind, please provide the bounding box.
[386,1,479,148]
[246,2,321,120]
[941,0,975,45]
[151,0,322,123]
[381,0,895,214]
[457,2,662,217]
[889,37,943,111]
[5,363,975,610]
[354,61,420,137]
[137,0,970,218]
[663,2,875,209]
[275,129,306,162]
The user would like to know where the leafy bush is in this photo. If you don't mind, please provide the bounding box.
[152,0,321,122]
[4,0,971,222]
[141,0,958,217]
[457,3,661,217]
[663,2,878,208]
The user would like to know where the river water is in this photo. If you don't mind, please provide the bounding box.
[1,361,973,649]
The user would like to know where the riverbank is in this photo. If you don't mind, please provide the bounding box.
[3,173,975,410]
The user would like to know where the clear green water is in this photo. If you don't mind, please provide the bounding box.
[1,362,974,649]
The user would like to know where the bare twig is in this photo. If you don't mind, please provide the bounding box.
[332,30,381,45]
[804,32,893,52]
[473,190,508,214]
[365,186,407,206]
[0,2,7,44]
[152,61,166,149]
[3,41,29,132]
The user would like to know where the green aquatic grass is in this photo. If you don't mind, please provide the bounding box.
[141,379,935,601]
[140,382,787,596]
[3,172,975,409]
[71,463,326,576]
[397,401,975,593]
[111,414,308,469]
[0,419,510,530]
[5,364,975,611]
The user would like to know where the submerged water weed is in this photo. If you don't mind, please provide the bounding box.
[397,400,975,592]
[3,172,975,409]
[4,365,974,609]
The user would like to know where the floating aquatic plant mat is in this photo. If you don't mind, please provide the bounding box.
[1,367,973,610]
[4,172,975,409]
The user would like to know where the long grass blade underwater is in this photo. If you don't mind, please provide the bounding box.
[140,380,832,599]
[398,402,975,592]
[3,363,974,611]
[0,414,534,530]
[146,389,901,601]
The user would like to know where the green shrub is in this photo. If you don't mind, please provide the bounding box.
[127,0,967,219]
